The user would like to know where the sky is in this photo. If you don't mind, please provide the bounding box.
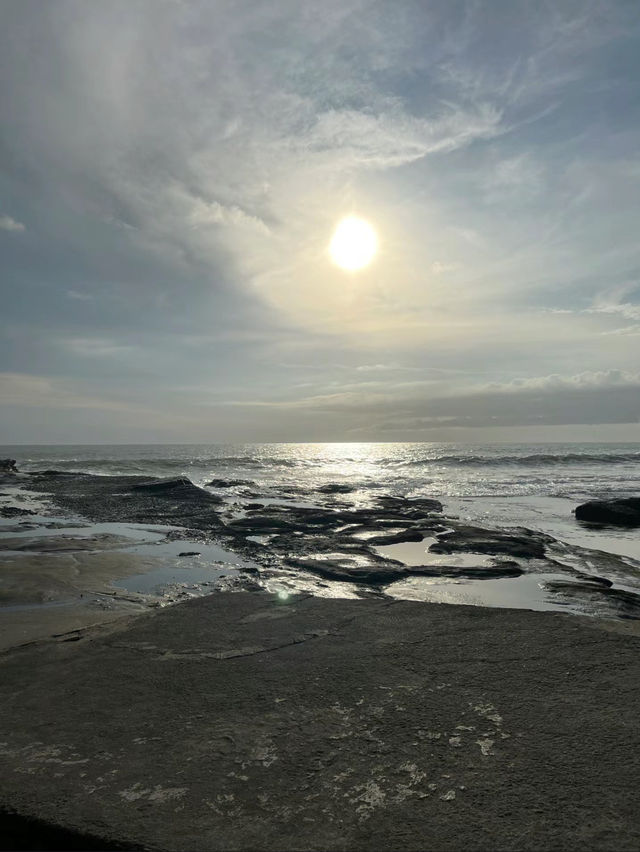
[1,0,639,444]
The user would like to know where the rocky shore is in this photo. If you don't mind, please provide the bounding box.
[3,462,640,622]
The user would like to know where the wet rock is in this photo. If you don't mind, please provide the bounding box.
[317,483,355,494]
[362,529,425,546]
[227,515,297,534]
[244,503,265,510]
[335,507,440,527]
[24,472,226,532]
[178,551,201,557]
[575,498,640,527]
[0,506,35,518]
[286,555,407,584]
[287,552,524,584]
[0,459,17,474]
[206,478,255,488]
[376,495,443,513]
[29,470,91,477]
[572,571,613,588]
[132,477,223,503]
[430,526,547,559]
[0,533,138,553]
[410,562,524,580]
[544,580,640,619]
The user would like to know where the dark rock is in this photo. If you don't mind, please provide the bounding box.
[430,526,547,559]
[334,508,439,526]
[286,556,407,585]
[575,497,640,527]
[572,571,613,588]
[544,580,640,619]
[244,503,265,510]
[227,516,297,534]
[29,470,92,477]
[376,495,443,513]
[206,478,255,488]
[362,529,425,546]
[0,506,35,518]
[317,483,355,494]
[178,551,201,557]
[287,552,523,584]
[0,459,17,474]
[24,472,226,532]
[132,478,223,503]
[411,563,524,580]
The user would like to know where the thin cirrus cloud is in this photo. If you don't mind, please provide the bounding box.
[0,0,639,441]
[0,215,25,233]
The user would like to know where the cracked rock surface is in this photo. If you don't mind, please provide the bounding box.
[1,591,640,851]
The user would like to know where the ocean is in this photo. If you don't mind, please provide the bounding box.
[3,441,640,561]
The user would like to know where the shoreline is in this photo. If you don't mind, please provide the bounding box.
[2,464,640,655]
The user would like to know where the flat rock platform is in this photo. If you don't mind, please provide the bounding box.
[1,592,639,851]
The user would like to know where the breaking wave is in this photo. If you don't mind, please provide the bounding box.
[401,452,640,468]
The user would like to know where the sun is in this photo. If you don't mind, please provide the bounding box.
[329,216,378,271]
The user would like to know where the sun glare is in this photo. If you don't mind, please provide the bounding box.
[329,216,378,271]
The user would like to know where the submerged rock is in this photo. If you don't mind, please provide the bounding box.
[575,498,640,527]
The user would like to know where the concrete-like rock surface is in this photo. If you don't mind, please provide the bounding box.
[1,592,640,851]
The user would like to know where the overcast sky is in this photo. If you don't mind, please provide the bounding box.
[1,0,639,443]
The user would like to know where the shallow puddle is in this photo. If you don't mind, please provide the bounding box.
[111,562,235,595]
[383,572,584,612]
[373,537,496,569]
[0,518,177,542]
[0,516,258,603]
[245,534,275,545]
